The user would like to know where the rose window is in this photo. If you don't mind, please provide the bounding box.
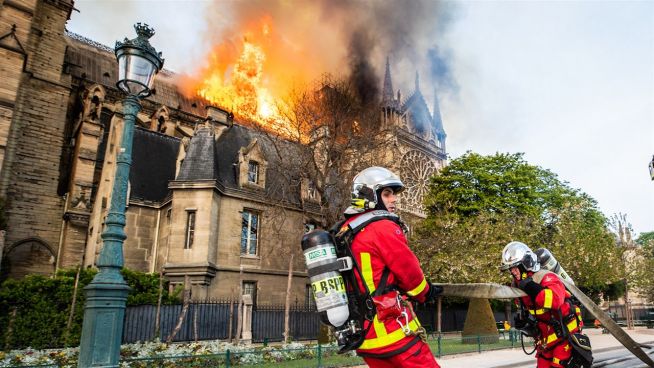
[399,150,438,215]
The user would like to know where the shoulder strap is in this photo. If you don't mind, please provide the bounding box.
[532,269,553,284]
[372,268,392,297]
[339,210,402,238]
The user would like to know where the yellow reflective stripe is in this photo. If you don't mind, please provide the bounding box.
[553,357,560,364]
[546,332,558,344]
[406,277,428,297]
[543,289,553,309]
[361,252,375,293]
[567,318,578,332]
[529,308,546,315]
[372,315,387,339]
[359,319,420,350]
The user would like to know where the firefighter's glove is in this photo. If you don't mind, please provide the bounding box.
[517,277,543,299]
[513,314,527,330]
[425,284,443,303]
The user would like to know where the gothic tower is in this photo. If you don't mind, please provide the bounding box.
[378,59,447,224]
[0,0,76,278]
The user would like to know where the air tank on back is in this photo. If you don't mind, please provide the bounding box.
[301,230,349,327]
[535,248,575,285]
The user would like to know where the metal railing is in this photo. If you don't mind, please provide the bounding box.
[123,300,240,343]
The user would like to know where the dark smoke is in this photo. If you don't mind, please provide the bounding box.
[348,29,380,105]
[319,0,455,102]
[206,0,457,101]
[428,46,458,93]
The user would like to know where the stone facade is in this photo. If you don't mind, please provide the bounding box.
[0,0,447,306]
[0,0,75,279]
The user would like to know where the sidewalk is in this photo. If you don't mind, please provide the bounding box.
[438,327,654,368]
[352,327,654,368]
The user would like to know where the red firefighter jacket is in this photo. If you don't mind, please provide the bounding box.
[343,213,431,356]
[516,270,583,350]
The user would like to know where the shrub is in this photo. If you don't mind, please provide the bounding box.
[0,268,177,350]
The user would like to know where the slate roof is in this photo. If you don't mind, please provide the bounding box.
[175,123,306,206]
[214,125,305,205]
[402,90,434,136]
[64,31,209,116]
[177,127,216,181]
[130,127,181,202]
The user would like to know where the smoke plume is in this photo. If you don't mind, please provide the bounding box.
[195,0,455,103]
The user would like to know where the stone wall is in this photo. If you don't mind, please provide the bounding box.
[210,269,309,305]
[123,204,159,272]
[0,0,74,278]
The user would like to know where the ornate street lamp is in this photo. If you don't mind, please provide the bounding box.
[78,23,163,368]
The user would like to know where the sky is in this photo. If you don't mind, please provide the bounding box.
[67,0,654,235]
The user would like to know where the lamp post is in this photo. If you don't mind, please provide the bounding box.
[78,23,163,368]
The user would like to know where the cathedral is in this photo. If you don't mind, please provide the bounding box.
[0,0,446,304]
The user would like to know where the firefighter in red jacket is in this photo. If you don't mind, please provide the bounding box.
[343,166,441,368]
[501,241,584,368]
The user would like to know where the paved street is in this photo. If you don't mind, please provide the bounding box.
[438,327,654,368]
[352,327,654,367]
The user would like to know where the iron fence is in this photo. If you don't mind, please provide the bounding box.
[414,305,508,332]
[122,300,320,344]
[123,299,240,343]
[251,303,320,343]
[123,301,517,344]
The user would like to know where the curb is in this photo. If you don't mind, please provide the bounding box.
[489,340,654,368]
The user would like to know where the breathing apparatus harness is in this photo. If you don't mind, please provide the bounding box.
[513,268,539,356]
[329,210,409,353]
[514,270,587,365]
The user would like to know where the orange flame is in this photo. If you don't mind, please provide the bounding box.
[185,16,314,134]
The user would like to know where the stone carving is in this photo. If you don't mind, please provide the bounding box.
[399,150,438,216]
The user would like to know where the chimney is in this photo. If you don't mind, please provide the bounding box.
[205,105,233,127]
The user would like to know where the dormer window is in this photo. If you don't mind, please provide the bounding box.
[238,139,267,189]
[248,161,259,184]
[307,181,317,200]
[301,178,320,203]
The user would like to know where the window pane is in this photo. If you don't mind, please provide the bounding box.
[185,211,195,249]
[241,212,249,254]
[243,281,257,305]
[248,161,258,183]
[249,213,258,255]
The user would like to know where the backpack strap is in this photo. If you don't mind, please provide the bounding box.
[328,212,404,352]
[332,211,403,300]
[344,210,403,235]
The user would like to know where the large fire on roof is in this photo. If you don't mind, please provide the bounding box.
[178,1,450,133]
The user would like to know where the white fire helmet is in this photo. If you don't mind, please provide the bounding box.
[351,167,405,210]
[500,241,541,272]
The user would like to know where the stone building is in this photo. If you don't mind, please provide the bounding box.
[0,0,447,304]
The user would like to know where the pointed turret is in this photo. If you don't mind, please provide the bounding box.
[415,71,420,92]
[382,56,395,107]
[432,85,447,151]
[432,87,443,131]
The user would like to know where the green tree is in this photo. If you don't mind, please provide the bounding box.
[414,152,622,335]
[631,231,654,302]
[416,152,622,287]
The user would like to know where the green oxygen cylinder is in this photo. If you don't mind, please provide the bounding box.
[535,248,575,285]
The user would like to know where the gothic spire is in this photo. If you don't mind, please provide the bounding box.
[432,86,444,131]
[382,56,395,107]
[415,71,420,92]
